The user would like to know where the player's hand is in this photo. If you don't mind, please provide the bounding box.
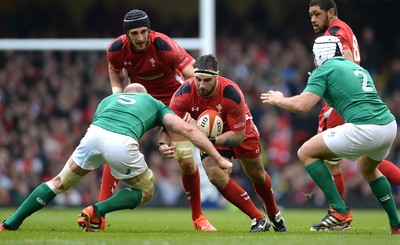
[183,112,196,126]
[184,112,207,135]
[218,158,233,174]
[260,90,284,105]
[158,144,176,158]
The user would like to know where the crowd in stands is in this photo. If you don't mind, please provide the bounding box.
[1,27,399,209]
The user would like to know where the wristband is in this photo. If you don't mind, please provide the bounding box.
[112,86,123,94]
[209,137,216,145]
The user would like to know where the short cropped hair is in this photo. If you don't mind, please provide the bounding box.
[309,0,338,17]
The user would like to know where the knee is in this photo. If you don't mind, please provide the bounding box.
[46,165,82,194]
[172,140,194,160]
[178,157,197,174]
[140,184,154,204]
[297,147,308,165]
[130,169,154,205]
[206,169,229,189]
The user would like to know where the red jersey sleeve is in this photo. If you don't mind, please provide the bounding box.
[106,34,129,70]
[169,82,191,118]
[325,19,361,64]
[216,78,246,132]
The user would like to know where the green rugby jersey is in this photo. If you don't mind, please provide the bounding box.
[92,93,174,141]
[305,58,394,124]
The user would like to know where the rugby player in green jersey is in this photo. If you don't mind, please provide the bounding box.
[0,83,232,232]
[260,36,400,234]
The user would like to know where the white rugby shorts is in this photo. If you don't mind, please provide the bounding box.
[322,120,397,161]
[72,125,147,179]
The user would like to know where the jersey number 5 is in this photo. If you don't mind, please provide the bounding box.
[118,95,137,105]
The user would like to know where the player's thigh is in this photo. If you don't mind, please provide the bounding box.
[298,133,333,162]
[101,132,148,179]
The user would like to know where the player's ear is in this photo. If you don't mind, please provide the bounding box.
[327,8,335,19]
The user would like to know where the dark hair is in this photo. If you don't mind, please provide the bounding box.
[309,0,338,17]
[123,9,151,33]
[193,54,219,72]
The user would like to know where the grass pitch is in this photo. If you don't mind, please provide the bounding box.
[0,208,399,245]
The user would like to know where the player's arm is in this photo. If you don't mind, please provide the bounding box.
[162,112,232,173]
[214,129,245,147]
[108,63,126,94]
[181,60,195,80]
[260,91,321,112]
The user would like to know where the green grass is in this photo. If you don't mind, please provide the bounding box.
[0,208,399,245]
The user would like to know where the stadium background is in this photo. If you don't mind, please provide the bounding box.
[0,0,399,209]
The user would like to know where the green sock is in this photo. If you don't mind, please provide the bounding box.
[95,188,142,216]
[369,176,400,227]
[305,160,347,213]
[5,183,56,230]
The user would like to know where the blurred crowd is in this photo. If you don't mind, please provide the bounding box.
[1,24,399,210]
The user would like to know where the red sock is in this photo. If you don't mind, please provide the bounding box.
[220,179,263,220]
[252,172,279,217]
[98,164,119,202]
[182,168,203,221]
[378,160,400,185]
[332,172,345,200]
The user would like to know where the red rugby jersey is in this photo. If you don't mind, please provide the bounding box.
[107,31,194,105]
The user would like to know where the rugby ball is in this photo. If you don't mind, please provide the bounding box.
[196,110,223,137]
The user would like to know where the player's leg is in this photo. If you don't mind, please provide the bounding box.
[98,164,119,201]
[235,130,287,231]
[201,152,270,232]
[318,106,347,200]
[95,163,119,230]
[325,161,345,200]
[79,169,151,232]
[172,138,216,231]
[377,159,400,185]
[1,157,87,230]
[356,121,400,233]
[298,132,352,231]
[78,136,149,232]
[359,156,400,233]
[240,156,287,232]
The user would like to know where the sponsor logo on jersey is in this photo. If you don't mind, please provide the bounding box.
[216,104,222,114]
[136,73,164,80]
[124,61,132,66]
[149,58,156,68]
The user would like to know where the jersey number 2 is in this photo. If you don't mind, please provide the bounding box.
[354,70,373,92]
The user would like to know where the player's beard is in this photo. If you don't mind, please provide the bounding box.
[315,16,330,34]
[197,81,217,98]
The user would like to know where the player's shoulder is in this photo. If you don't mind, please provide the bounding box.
[150,31,178,52]
[173,80,193,98]
[326,19,353,36]
[219,76,243,104]
[107,34,129,53]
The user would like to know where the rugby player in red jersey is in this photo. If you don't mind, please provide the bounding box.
[309,0,400,230]
[87,9,216,232]
[161,54,287,232]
